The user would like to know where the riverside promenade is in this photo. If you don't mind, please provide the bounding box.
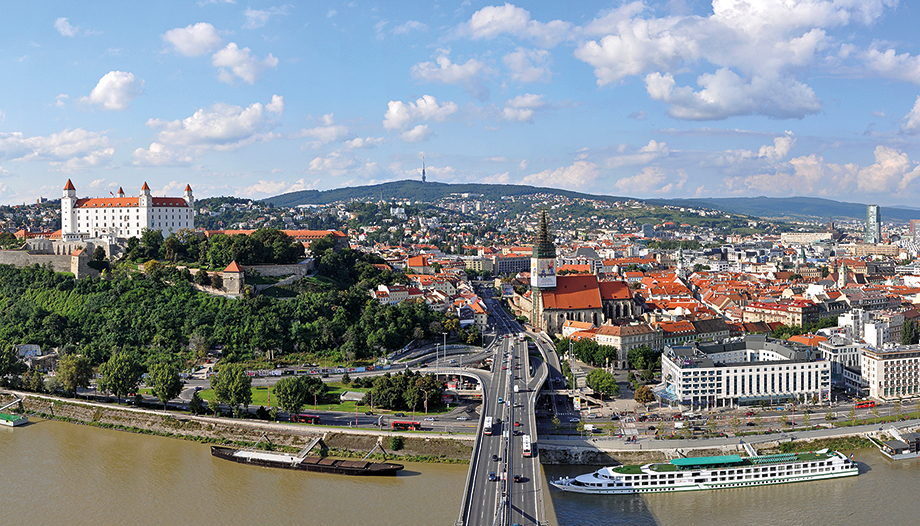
[539,417,920,454]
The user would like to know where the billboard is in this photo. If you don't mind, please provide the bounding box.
[502,283,514,297]
[531,258,556,288]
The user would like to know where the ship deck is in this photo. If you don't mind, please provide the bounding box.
[611,451,836,475]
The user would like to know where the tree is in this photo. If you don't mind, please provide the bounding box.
[194,270,211,286]
[0,344,26,378]
[706,418,718,436]
[586,369,619,398]
[92,246,107,261]
[634,385,654,404]
[341,371,351,386]
[211,273,224,290]
[640,368,655,383]
[57,354,93,397]
[730,416,741,435]
[149,362,183,409]
[189,391,204,415]
[802,412,811,428]
[210,363,252,415]
[825,411,835,423]
[274,376,310,416]
[98,351,143,402]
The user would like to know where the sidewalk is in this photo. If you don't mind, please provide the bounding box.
[540,418,920,453]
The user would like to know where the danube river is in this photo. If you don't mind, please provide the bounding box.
[4,419,919,526]
[545,447,920,526]
[0,418,469,526]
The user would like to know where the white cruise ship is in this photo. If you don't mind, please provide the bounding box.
[551,449,858,494]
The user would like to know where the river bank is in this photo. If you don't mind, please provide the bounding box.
[0,390,473,463]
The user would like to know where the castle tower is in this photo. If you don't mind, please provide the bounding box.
[530,210,556,331]
[117,187,125,197]
[61,179,77,234]
[184,184,194,208]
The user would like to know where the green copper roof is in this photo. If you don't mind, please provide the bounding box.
[670,455,744,467]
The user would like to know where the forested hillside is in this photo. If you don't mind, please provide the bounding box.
[0,262,441,368]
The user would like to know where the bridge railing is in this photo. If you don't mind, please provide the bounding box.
[456,388,487,526]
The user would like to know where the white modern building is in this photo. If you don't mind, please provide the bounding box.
[657,335,831,408]
[861,344,920,400]
[61,179,194,240]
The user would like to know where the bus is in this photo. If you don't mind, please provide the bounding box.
[855,400,876,409]
[391,421,422,430]
[521,434,532,458]
[483,416,494,435]
[291,413,321,424]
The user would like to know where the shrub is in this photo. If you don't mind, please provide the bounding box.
[389,436,404,451]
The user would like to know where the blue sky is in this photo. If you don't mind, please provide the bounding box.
[3,1,920,207]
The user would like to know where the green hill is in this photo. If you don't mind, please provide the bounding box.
[263,180,630,207]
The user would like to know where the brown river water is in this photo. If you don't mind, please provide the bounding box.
[4,418,918,526]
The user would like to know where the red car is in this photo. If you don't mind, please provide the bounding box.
[514,421,521,427]
[744,411,755,417]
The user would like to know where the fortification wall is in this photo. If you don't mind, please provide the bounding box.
[243,262,314,277]
[0,250,73,273]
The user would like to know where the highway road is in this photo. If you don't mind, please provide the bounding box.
[461,282,549,526]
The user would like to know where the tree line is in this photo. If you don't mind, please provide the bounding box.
[0,261,443,368]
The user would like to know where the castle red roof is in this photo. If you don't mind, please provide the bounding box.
[64,179,75,190]
[223,261,243,273]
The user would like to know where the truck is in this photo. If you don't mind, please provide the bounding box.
[584,424,596,433]
[513,385,519,393]
[674,421,685,429]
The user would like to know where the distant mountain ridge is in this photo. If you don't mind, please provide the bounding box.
[263,180,630,207]
[264,181,920,223]
[648,196,920,224]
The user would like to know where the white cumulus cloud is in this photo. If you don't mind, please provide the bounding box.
[212,43,279,84]
[501,93,546,122]
[133,96,283,165]
[411,51,491,101]
[162,22,223,56]
[0,128,114,172]
[243,6,291,30]
[615,166,685,194]
[462,3,573,47]
[400,125,433,142]
[297,113,352,146]
[383,95,458,131]
[503,47,553,83]
[54,18,77,37]
[900,96,920,135]
[79,71,144,111]
[522,160,598,189]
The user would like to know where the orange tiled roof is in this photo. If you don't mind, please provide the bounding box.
[542,274,602,310]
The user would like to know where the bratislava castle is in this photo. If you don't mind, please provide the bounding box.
[61,179,194,240]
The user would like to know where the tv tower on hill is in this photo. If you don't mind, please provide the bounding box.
[421,155,426,183]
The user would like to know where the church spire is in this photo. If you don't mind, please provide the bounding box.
[534,209,556,259]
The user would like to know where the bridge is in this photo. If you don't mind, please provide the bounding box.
[456,292,564,526]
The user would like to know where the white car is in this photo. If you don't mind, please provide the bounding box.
[456,416,468,421]
[424,416,435,421]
